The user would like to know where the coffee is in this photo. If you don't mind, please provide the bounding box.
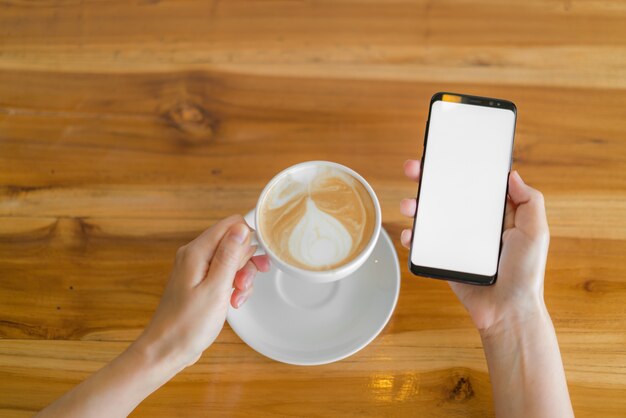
[259,165,376,271]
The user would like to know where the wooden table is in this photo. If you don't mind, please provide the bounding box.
[1,1,625,417]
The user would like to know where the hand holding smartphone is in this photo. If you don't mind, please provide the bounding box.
[401,95,572,418]
[409,92,517,285]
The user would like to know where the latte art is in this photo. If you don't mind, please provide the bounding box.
[289,198,353,267]
[259,166,376,271]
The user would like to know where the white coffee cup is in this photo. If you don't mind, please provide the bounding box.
[244,161,382,283]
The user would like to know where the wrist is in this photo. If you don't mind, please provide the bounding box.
[479,296,551,342]
[125,333,187,387]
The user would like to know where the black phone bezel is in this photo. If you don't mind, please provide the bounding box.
[408,92,517,286]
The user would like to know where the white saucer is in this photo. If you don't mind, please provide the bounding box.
[227,228,400,366]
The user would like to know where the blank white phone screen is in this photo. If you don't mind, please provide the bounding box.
[411,100,515,277]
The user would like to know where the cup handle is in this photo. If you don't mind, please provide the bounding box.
[244,209,264,256]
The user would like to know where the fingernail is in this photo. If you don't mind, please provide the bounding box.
[230,223,249,244]
[243,272,254,289]
[236,293,249,308]
[512,170,523,184]
[401,229,411,245]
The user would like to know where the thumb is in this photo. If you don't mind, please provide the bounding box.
[507,170,549,237]
[204,223,250,292]
[508,170,533,205]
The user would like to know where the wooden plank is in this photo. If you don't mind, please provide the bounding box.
[1,74,625,194]
[1,216,624,339]
[0,332,625,417]
[1,1,625,89]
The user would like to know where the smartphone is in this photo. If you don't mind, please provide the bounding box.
[409,92,517,285]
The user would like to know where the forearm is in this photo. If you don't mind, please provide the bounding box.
[36,338,182,418]
[481,302,574,418]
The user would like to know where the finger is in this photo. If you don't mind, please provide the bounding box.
[508,170,549,235]
[189,214,244,255]
[234,260,258,291]
[203,223,251,293]
[175,215,245,286]
[251,254,271,273]
[400,198,417,218]
[403,159,421,182]
[237,245,257,271]
[400,229,412,248]
[231,285,254,309]
[508,171,543,207]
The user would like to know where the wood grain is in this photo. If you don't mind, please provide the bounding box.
[1,0,625,416]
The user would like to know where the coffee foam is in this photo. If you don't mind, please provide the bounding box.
[259,165,376,271]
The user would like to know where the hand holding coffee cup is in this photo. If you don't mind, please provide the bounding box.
[246,161,382,283]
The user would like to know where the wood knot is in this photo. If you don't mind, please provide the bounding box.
[164,101,217,144]
[468,56,493,67]
[582,279,626,295]
[448,376,474,402]
[51,217,99,252]
[4,184,50,197]
[583,279,596,292]
[77,217,100,238]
